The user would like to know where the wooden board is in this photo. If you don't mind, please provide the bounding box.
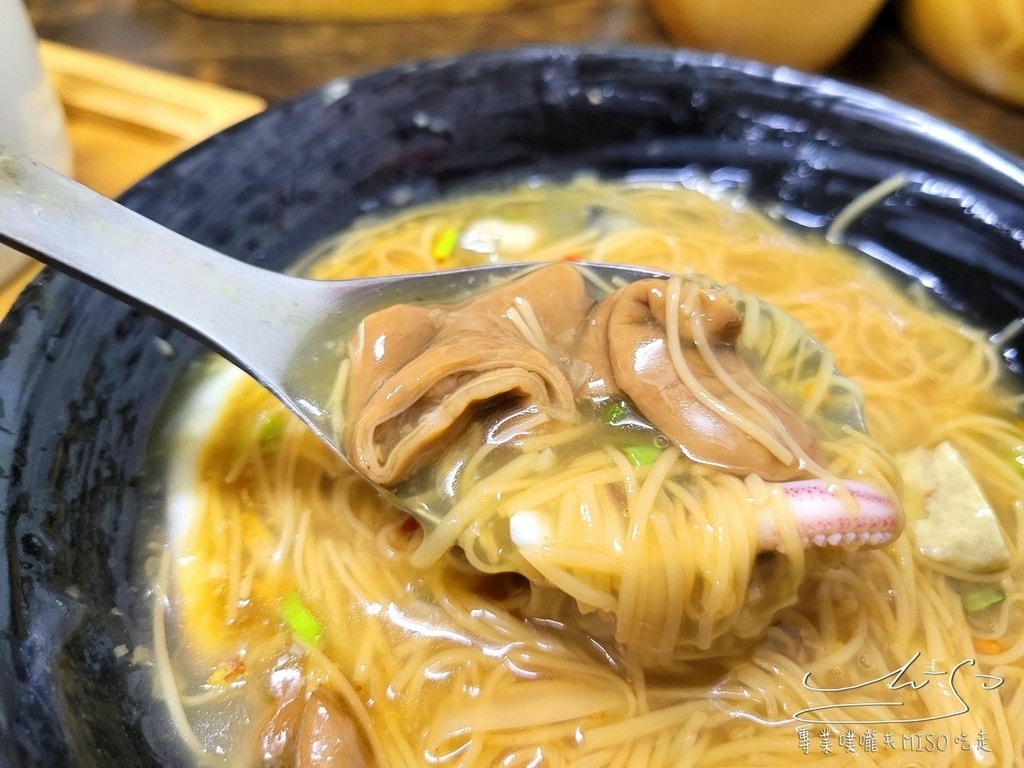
[40,40,266,197]
[0,42,266,315]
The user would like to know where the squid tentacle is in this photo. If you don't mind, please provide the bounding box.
[757,479,900,552]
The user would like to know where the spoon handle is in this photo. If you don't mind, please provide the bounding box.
[0,146,540,463]
[0,146,334,381]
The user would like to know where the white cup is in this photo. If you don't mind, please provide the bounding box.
[0,0,72,284]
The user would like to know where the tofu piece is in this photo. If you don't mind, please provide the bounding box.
[897,441,1010,573]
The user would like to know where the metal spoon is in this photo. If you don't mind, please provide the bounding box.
[0,146,664,524]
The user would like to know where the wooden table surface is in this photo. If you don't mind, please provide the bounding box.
[25,0,1024,160]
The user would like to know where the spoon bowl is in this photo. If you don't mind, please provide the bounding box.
[0,146,666,525]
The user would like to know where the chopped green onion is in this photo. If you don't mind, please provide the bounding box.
[258,412,287,446]
[623,445,663,467]
[605,401,629,425]
[432,227,460,261]
[962,586,1005,614]
[281,590,323,644]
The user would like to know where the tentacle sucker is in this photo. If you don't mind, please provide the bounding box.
[756,479,901,552]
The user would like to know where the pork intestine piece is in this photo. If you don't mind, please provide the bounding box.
[577,277,817,481]
[344,264,589,485]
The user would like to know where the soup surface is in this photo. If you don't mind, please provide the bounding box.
[157,178,1024,766]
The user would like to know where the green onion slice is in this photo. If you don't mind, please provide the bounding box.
[281,590,323,644]
[962,586,1005,614]
[623,445,663,467]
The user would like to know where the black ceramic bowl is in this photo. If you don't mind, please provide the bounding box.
[2,46,1023,767]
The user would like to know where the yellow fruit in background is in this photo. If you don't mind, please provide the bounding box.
[647,0,888,71]
[899,0,1024,106]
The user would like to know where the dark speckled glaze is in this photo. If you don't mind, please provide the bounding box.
[1,46,1023,767]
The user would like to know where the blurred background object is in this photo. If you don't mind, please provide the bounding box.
[646,0,888,70]
[0,0,70,172]
[899,0,1024,107]
[0,0,71,287]
[168,0,557,20]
